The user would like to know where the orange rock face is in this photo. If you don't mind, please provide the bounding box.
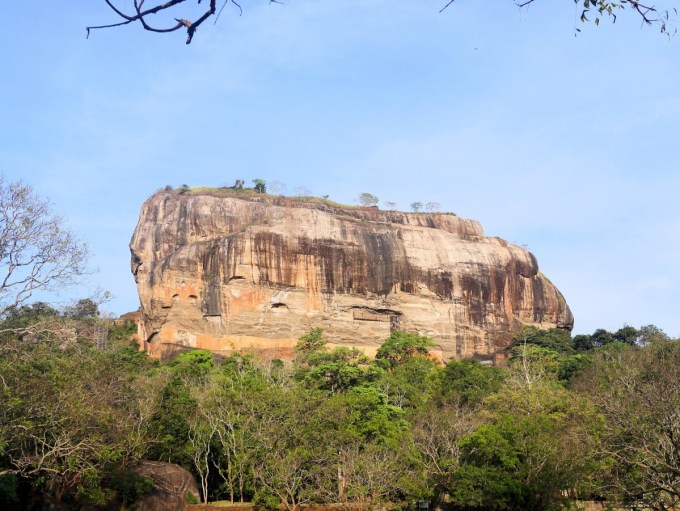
[130,190,573,361]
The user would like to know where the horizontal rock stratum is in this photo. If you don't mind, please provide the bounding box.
[130,189,573,361]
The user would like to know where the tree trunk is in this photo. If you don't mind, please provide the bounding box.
[338,461,347,502]
[239,469,244,502]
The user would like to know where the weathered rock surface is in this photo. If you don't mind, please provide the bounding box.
[130,190,572,361]
[135,461,200,511]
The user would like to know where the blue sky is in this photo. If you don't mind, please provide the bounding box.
[1,1,678,336]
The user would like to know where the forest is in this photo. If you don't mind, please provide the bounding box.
[1,304,678,511]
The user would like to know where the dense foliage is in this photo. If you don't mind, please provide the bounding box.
[0,307,678,510]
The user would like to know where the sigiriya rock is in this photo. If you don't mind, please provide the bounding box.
[130,189,573,361]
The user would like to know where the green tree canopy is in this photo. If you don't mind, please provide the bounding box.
[441,358,505,406]
[63,298,100,320]
[295,327,327,355]
[452,382,604,511]
[512,325,574,355]
[375,331,434,370]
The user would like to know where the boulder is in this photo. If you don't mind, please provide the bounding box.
[135,461,200,511]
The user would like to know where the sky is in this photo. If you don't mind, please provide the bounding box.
[1,1,678,336]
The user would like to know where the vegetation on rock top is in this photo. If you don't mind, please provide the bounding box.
[160,182,457,216]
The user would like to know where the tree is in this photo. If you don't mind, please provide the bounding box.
[425,202,441,212]
[443,0,675,34]
[613,324,639,345]
[451,382,604,511]
[375,331,434,370]
[0,178,88,318]
[295,327,327,355]
[294,186,312,197]
[357,193,379,207]
[573,340,680,510]
[88,0,225,45]
[268,181,287,195]
[1,301,59,325]
[637,324,670,345]
[511,325,574,355]
[376,355,438,410]
[410,201,423,212]
[383,201,397,211]
[146,374,197,468]
[335,442,423,510]
[300,347,370,394]
[248,387,318,511]
[63,298,100,320]
[441,359,505,406]
[590,328,616,348]
[88,1,676,44]
[412,402,480,498]
[507,343,561,388]
[187,401,216,503]
[572,333,595,351]
[0,340,160,508]
[252,179,267,194]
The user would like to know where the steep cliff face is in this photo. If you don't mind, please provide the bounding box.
[130,190,573,361]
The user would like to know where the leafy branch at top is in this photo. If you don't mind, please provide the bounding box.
[441,0,676,36]
[566,0,676,35]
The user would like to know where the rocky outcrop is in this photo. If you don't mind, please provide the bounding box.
[130,190,572,361]
[135,461,200,511]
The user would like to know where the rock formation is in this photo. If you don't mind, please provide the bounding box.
[130,189,572,361]
[135,461,200,511]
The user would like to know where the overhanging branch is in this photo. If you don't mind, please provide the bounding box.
[89,0,285,44]
[88,0,675,43]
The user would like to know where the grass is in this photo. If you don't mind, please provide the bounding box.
[167,185,456,216]
[182,186,364,211]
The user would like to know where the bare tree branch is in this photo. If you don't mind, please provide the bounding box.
[88,0,260,44]
[0,177,88,318]
[89,0,675,44]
